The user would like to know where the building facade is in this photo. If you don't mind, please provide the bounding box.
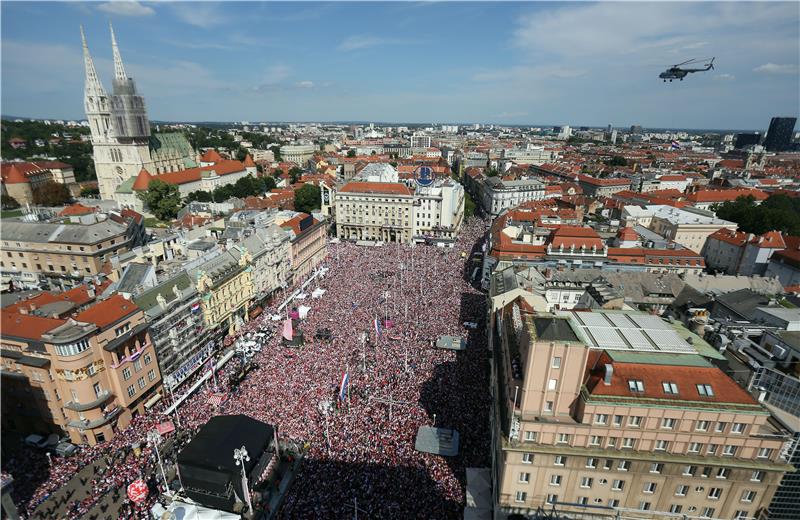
[189,250,254,337]
[279,143,316,166]
[278,213,328,283]
[334,182,415,243]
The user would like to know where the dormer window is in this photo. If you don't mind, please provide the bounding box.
[628,380,645,392]
[696,384,714,397]
[662,382,679,394]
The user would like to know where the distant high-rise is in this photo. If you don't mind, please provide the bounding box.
[630,125,643,134]
[763,117,797,152]
[734,132,761,149]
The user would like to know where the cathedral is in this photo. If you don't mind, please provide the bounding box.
[81,24,198,201]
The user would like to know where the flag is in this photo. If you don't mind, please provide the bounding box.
[282,318,293,341]
[374,317,381,337]
[339,372,349,401]
[671,141,681,149]
[191,302,201,312]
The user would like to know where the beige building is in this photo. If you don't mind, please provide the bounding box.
[334,182,415,243]
[0,210,146,290]
[622,205,737,253]
[491,304,793,519]
[1,291,162,445]
[280,143,316,166]
[188,250,254,336]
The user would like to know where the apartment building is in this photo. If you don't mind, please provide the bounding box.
[278,213,328,283]
[187,250,254,337]
[470,175,545,217]
[702,230,786,276]
[490,305,792,519]
[623,205,737,253]
[412,180,465,244]
[1,293,162,445]
[233,226,292,302]
[0,210,146,290]
[1,161,76,205]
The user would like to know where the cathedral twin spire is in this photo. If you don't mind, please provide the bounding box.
[80,22,129,96]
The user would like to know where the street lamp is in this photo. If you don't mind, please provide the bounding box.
[146,430,170,497]
[233,446,253,513]
[318,400,333,456]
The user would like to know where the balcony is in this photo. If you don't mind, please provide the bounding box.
[64,390,114,412]
[67,405,122,431]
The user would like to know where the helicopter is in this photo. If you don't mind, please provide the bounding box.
[659,57,715,82]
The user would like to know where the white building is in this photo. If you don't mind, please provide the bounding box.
[479,176,545,216]
[623,205,737,253]
[410,132,431,150]
[280,143,316,165]
[412,180,464,244]
[501,145,557,166]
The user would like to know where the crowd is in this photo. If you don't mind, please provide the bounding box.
[3,217,491,519]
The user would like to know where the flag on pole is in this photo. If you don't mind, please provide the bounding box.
[670,141,681,149]
[191,302,201,313]
[374,317,381,337]
[282,318,293,341]
[339,372,350,402]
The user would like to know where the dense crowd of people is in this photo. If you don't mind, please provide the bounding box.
[3,217,491,519]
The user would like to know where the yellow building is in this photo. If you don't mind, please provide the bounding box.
[190,250,254,336]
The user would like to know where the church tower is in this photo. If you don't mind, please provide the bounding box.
[83,24,155,200]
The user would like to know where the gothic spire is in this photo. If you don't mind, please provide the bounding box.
[109,22,127,82]
[81,25,105,96]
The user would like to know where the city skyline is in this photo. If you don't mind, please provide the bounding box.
[2,1,799,129]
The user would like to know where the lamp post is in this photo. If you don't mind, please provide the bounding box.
[146,430,170,497]
[233,446,253,513]
[318,400,333,456]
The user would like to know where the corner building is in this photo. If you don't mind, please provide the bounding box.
[491,306,793,519]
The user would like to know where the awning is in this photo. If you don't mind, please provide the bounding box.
[156,420,175,435]
[144,392,162,409]
[249,306,263,318]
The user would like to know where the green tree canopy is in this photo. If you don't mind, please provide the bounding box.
[288,167,303,184]
[294,183,321,214]
[1,195,20,210]
[715,194,800,236]
[33,181,71,206]
[604,155,627,167]
[347,149,356,158]
[138,179,181,220]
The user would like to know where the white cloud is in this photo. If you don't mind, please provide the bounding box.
[494,111,529,119]
[296,80,314,89]
[338,35,412,52]
[263,65,291,85]
[753,63,799,75]
[170,3,230,28]
[472,65,587,83]
[713,74,735,81]
[97,1,154,17]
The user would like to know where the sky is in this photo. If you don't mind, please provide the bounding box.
[2,1,799,130]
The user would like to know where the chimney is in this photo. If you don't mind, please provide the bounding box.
[603,364,614,385]
[87,287,95,299]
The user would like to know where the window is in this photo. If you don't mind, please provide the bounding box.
[617,460,630,471]
[609,499,619,508]
[741,490,756,503]
[732,422,746,434]
[115,323,130,337]
[147,369,156,382]
[661,418,676,429]
[613,414,623,427]
[662,381,678,394]
[93,382,102,397]
[127,385,136,397]
[554,456,566,466]
[578,496,589,506]
[623,438,635,449]
[544,401,553,412]
[750,471,764,482]
[122,367,131,380]
[733,511,748,520]
[628,379,644,392]
[522,453,533,464]
[589,435,602,446]
[548,378,558,390]
[515,491,527,503]
[604,459,613,470]
[676,485,689,496]
[518,472,530,484]
[701,507,715,518]
[134,359,142,372]
[701,466,712,478]
[611,479,625,491]
[655,440,669,451]
[557,433,570,444]
[643,482,657,494]
[688,442,703,453]
[96,432,105,443]
[586,458,597,469]
[525,431,537,442]
[551,357,561,368]
[628,416,642,427]
[87,364,96,376]
[54,338,90,357]
[757,448,773,459]
[638,501,651,511]
[708,487,722,500]
[716,468,730,479]
[706,444,718,456]
[696,384,714,397]
[696,420,709,431]
[715,422,727,433]
[650,463,663,474]
[144,353,152,365]
[580,477,593,488]
[550,475,562,486]
[137,376,145,389]
[546,494,557,505]
[607,437,618,448]
[594,413,608,425]
[670,505,683,514]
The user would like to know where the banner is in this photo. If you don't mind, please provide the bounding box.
[282,318,294,341]
[339,372,349,402]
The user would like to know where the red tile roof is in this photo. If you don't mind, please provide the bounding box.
[339,182,413,196]
[143,160,246,187]
[74,294,139,329]
[58,203,97,217]
[0,311,64,340]
[585,359,757,405]
[547,226,604,250]
[708,228,749,247]
[1,162,44,184]
[132,168,153,191]
[686,188,767,203]
[200,149,224,163]
[243,154,256,168]
[658,174,687,182]
[751,230,785,249]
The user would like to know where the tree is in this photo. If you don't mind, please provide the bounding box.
[347,149,356,158]
[485,168,499,177]
[294,183,321,214]
[464,191,476,218]
[186,190,213,203]
[1,195,20,210]
[604,155,627,167]
[288,167,303,184]
[262,175,277,192]
[33,181,71,206]
[235,147,248,162]
[715,194,800,236]
[138,179,181,220]
[80,186,100,198]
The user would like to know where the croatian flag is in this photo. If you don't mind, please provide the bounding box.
[282,318,293,341]
[339,372,349,401]
[374,317,381,337]
[191,302,200,313]
[671,141,681,149]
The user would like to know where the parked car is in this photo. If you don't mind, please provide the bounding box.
[463,321,478,329]
[51,442,78,457]
[24,433,59,449]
